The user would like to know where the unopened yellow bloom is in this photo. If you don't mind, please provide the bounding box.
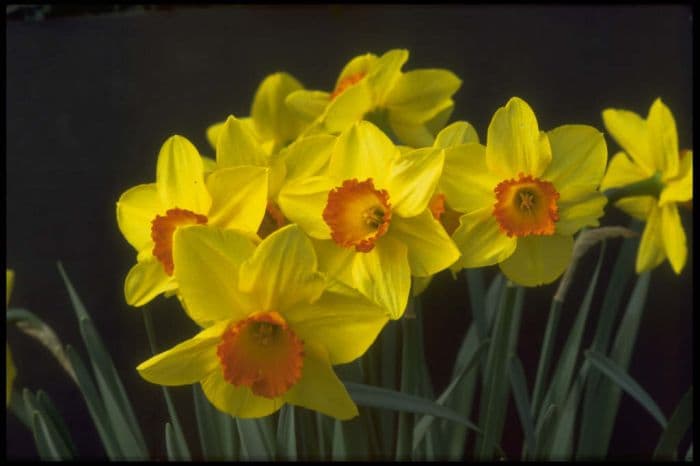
[277,121,460,318]
[137,224,387,420]
[601,98,692,274]
[286,49,462,147]
[116,135,268,306]
[446,97,608,286]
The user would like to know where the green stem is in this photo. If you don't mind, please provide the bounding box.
[603,172,663,204]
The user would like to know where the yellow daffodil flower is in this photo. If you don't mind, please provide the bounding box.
[446,97,608,286]
[7,269,16,406]
[600,98,692,274]
[116,135,269,307]
[137,224,387,420]
[286,49,462,147]
[206,72,309,154]
[276,121,460,318]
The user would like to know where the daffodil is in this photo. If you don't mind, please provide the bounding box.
[7,269,16,406]
[276,121,460,318]
[286,49,462,147]
[116,135,268,307]
[600,98,692,274]
[137,224,387,420]
[206,72,309,154]
[446,97,608,286]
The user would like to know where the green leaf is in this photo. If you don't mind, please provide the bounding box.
[549,362,587,460]
[509,356,536,456]
[584,350,667,428]
[9,388,32,430]
[464,269,487,343]
[217,411,239,460]
[236,417,274,460]
[35,390,78,457]
[57,263,148,458]
[331,419,347,460]
[164,422,178,461]
[65,345,121,459]
[276,404,297,460]
[686,443,693,461]
[413,338,490,449]
[192,384,224,460]
[653,386,693,460]
[378,319,399,455]
[24,389,73,460]
[345,382,482,435]
[475,283,523,460]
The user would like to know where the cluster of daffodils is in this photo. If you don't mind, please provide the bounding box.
[116,49,691,421]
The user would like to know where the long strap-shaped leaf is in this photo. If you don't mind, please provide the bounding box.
[23,389,74,460]
[653,386,693,460]
[584,350,668,428]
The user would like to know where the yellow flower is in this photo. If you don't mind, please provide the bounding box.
[446,97,608,286]
[286,49,462,147]
[7,269,16,406]
[116,135,269,307]
[276,121,460,318]
[600,98,692,274]
[137,224,387,420]
[206,72,309,154]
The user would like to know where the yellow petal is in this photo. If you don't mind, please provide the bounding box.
[600,151,649,191]
[7,344,16,406]
[278,134,336,183]
[136,321,228,386]
[277,176,335,239]
[440,142,499,213]
[206,121,225,150]
[239,224,325,313]
[311,238,355,287]
[542,125,607,201]
[486,97,551,178]
[329,121,398,188]
[336,52,377,87]
[660,150,693,205]
[388,147,444,218]
[412,275,433,296]
[390,210,460,277]
[385,69,462,123]
[647,98,679,178]
[387,115,438,148]
[451,207,517,269]
[285,290,387,365]
[660,203,687,274]
[352,235,410,319]
[636,205,666,273]
[124,257,177,307]
[202,156,217,175]
[602,108,654,175]
[285,90,331,122]
[6,269,15,307]
[206,166,268,232]
[499,234,574,287]
[116,184,164,253]
[366,49,408,105]
[556,191,607,235]
[251,72,306,146]
[434,120,480,148]
[156,135,211,213]
[201,366,284,418]
[284,342,358,420]
[216,115,269,168]
[324,80,374,133]
[173,225,257,326]
[614,196,655,221]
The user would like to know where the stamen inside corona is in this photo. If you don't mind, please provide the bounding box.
[323,178,391,252]
[151,208,208,275]
[217,311,304,399]
[493,174,560,237]
[257,201,288,239]
[330,72,366,100]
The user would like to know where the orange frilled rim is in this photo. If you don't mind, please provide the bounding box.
[429,193,462,236]
[322,178,392,253]
[151,208,208,275]
[493,174,560,237]
[258,200,288,240]
[330,72,366,100]
[217,311,304,399]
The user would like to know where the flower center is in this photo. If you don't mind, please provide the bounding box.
[217,311,304,399]
[429,193,462,236]
[330,72,366,100]
[323,178,392,253]
[151,208,208,275]
[257,200,288,240]
[493,173,560,237]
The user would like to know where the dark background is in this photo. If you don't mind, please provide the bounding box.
[6,4,693,460]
